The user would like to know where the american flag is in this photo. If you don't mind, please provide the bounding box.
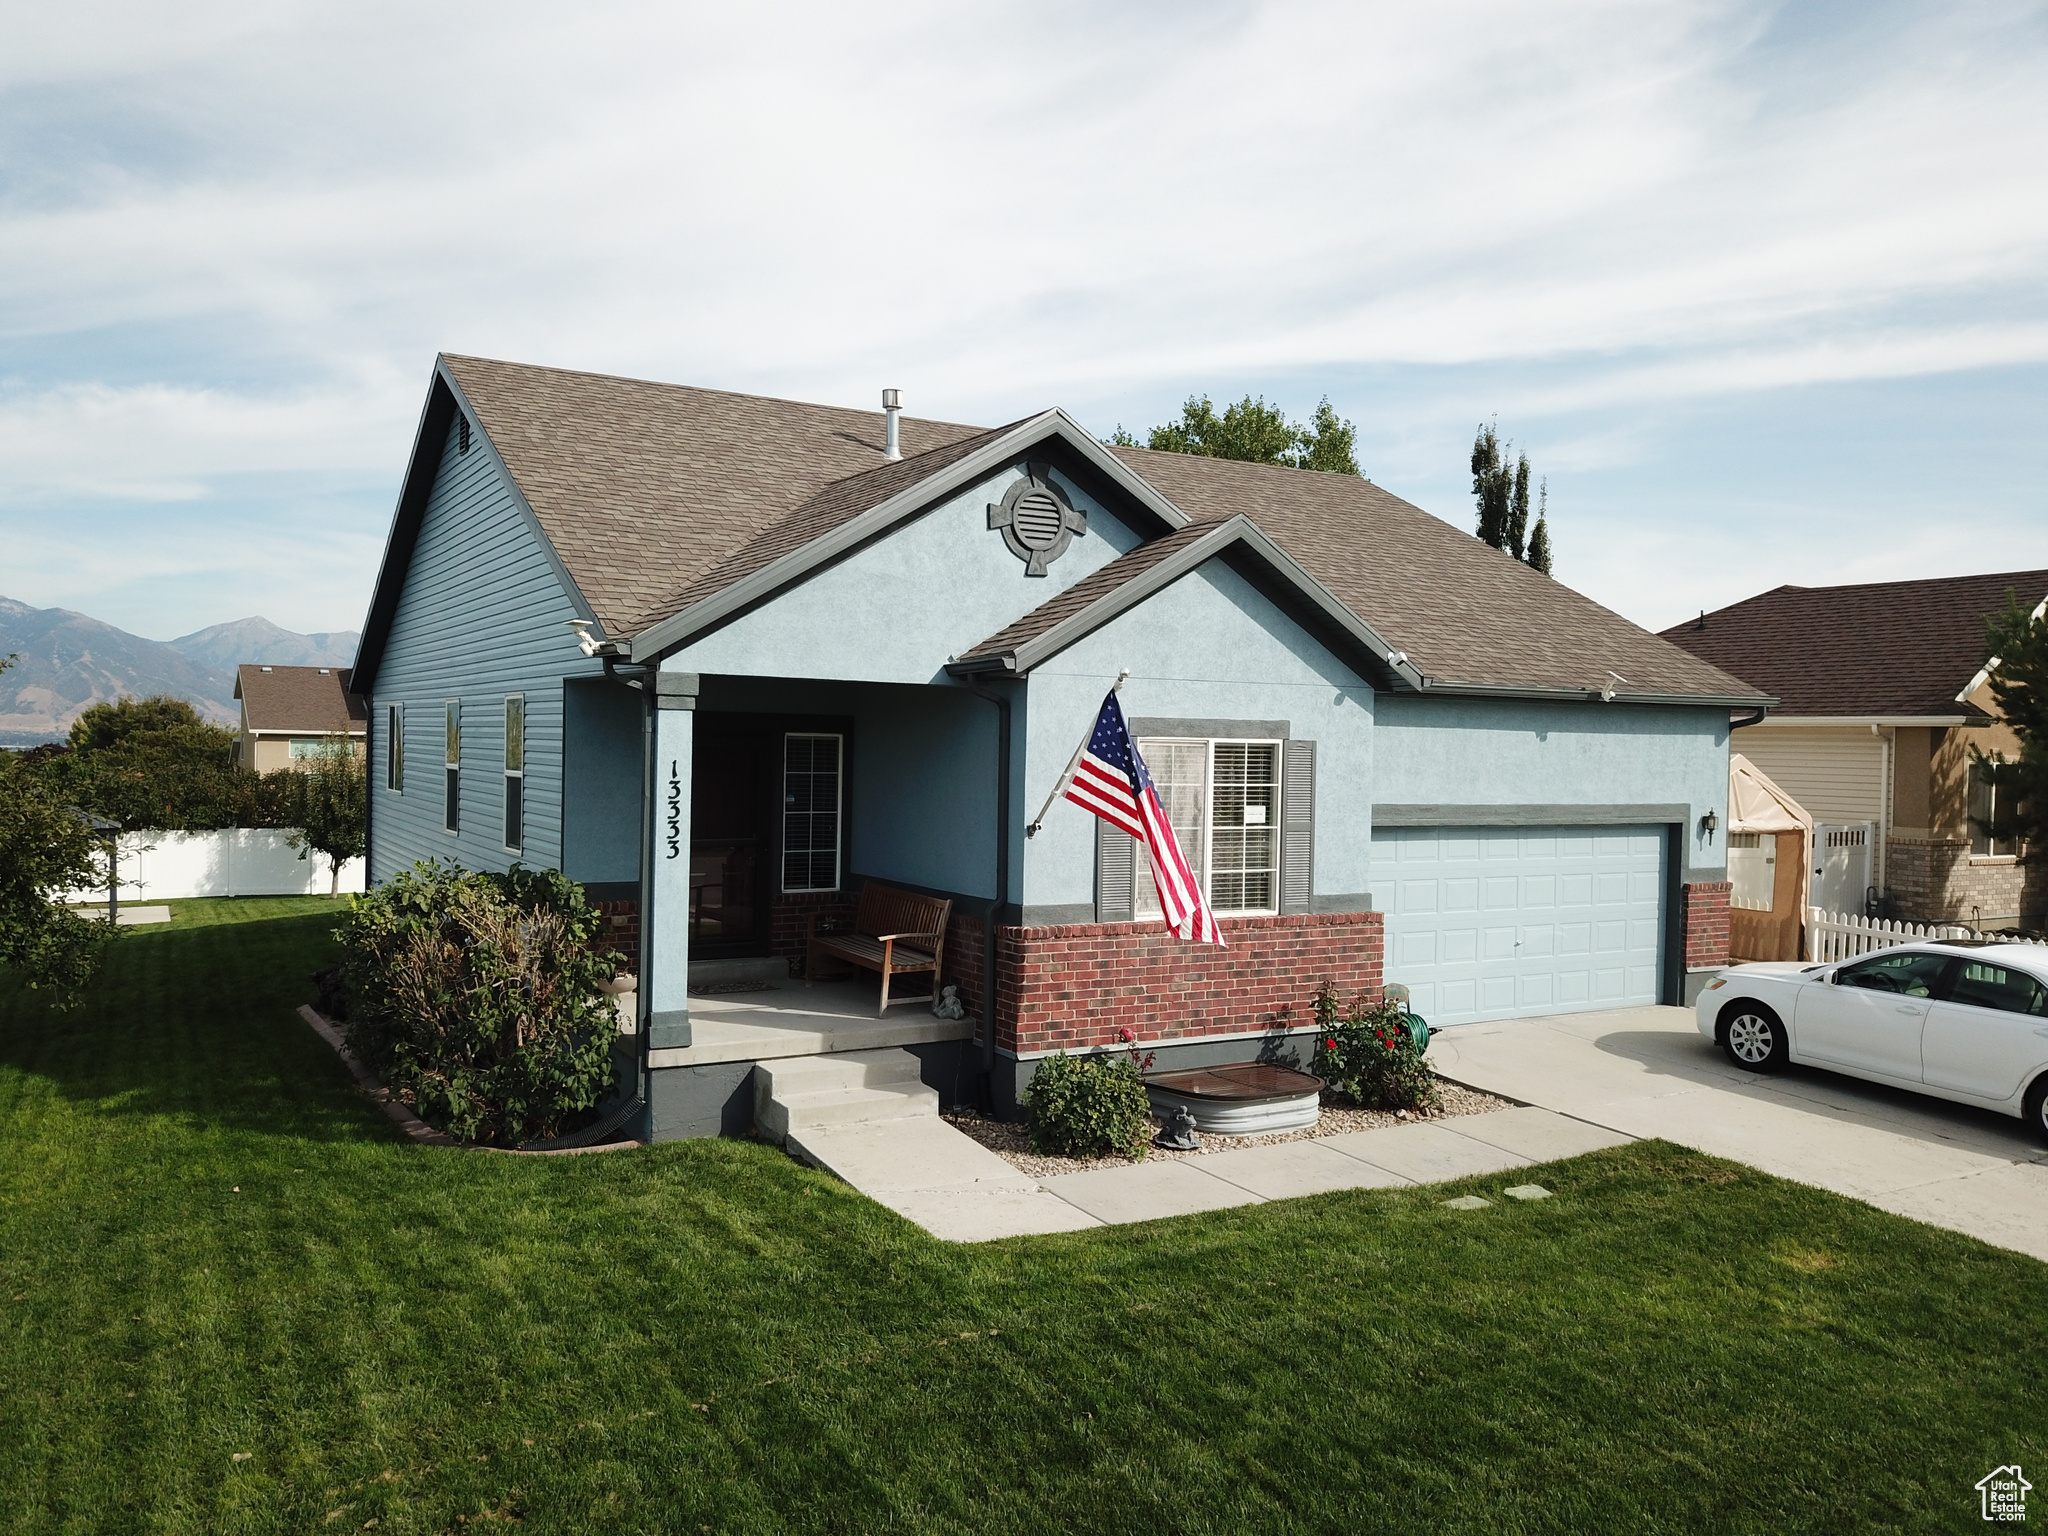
[1062,690,1224,945]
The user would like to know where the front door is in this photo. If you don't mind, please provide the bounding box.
[1793,949,1953,1081]
[690,723,776,957]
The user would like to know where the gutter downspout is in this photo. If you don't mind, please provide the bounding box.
[968,677,1012,1109]
[1730,707,1768,730]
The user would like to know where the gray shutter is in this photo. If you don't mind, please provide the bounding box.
[1096,819,1136,923]
[1280,738,1315,914]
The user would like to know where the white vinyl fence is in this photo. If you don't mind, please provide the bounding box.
[57,829,365,904]
[1806,907,2046,962]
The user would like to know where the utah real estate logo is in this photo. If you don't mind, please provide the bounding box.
[1978,1465,2031,1523]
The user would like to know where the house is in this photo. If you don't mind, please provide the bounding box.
[234,663,368,771]
[1662,571,2046,934]
[351,355,1767,1141]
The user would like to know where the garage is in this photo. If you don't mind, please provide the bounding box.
[1373,825,1668,1026]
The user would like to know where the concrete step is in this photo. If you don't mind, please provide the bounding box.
[755,1046,940,1144]
[759,1082,939,1143]
[689,955,791,988]
[757,1046,926,1101]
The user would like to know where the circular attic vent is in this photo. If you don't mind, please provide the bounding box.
[987,466,1087,576]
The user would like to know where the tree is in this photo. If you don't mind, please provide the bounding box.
[1113,394,1362,475]
[1471,422,1555,575]
[284,737,367,894]
[1974,595,2048,864]
[0,658,115,1008]
[41,695,245,831]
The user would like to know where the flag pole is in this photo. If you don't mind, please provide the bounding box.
[1024,669,1128,838]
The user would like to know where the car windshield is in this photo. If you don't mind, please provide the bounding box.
[1837,951,1952,998]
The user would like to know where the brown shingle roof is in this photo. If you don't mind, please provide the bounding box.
[442,355,989,639]
[1103,449,1764,700]
[959,522,1223,662]
[235,665,366,735]
[1658,569,2048,717]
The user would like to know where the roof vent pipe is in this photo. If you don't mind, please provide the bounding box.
[882,388,902,461]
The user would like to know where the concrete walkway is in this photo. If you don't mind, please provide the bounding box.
[1429,1004,2048,1263]
[789,1104,1632,1242]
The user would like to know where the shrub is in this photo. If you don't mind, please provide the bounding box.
[1023,1050,1152,1160]
[337,861,622,1145]
[1311,982,1441,1113]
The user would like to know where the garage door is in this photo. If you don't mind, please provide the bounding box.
[1373,826,1667,1026]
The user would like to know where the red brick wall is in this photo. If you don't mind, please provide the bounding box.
[592,899,639,961]
[1683,880,1732,970]
[994,911,1383,1056]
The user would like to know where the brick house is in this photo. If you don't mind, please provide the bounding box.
[1663,570,2047,935]
[351,355,1764,1139]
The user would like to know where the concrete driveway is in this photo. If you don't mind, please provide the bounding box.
[1429,1005,2048,1263]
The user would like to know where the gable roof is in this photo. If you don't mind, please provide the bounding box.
[356,355,1770,707]
[1658,568,2048,719]
[234,664,366,735]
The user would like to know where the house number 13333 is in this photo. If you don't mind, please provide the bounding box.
[665,760,682,859]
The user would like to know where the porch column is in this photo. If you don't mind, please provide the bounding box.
[645,670,698,1050]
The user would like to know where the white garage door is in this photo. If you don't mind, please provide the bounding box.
[1374,826,1667,1026]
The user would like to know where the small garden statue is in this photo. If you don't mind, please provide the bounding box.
[931,984,966,1020]
[1155,1105,1200,1151]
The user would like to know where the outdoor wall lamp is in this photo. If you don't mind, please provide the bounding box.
[1700,809,1718,842]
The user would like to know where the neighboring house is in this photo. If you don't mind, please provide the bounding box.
[352,355,1767,1140]
[1662,570,2047,934]
[234,663,368,772]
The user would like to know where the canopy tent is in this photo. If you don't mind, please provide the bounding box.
[1727,753,1815,959]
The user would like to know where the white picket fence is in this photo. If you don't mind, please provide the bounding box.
[56,829,365,904]
[1807,907,2044,962]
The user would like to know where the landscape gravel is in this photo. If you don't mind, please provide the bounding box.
[944,1077,1515,1181]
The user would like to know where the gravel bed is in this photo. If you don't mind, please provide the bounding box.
[944,1077,1516,1181]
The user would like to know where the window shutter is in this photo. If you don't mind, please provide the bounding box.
[1096,820,1136,923]
[1280,738,1315,914]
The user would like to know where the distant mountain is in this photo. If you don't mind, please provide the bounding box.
[170,616,359,674]
[0,595,358,747]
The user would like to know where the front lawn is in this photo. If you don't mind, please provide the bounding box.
[1,898,2041,1534]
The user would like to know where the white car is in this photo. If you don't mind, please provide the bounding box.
[1697,940,2048,1144]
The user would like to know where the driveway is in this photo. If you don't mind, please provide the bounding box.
[1429,1004,2048,1263]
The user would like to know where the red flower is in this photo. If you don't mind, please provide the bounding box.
[1324,1037,1336,1049]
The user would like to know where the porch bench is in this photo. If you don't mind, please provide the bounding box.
[806,882,952,1016]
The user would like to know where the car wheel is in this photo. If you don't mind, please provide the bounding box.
[2024,1073,2048,1149]
[1719,1001,1787,1072]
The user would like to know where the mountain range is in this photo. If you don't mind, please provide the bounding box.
[0,596,358,746]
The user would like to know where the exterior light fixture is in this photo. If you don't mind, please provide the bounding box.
[1700,809,1718,841]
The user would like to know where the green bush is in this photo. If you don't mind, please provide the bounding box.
[337,861,622,1145]
[1311,982,1441,1113]
[1023,1050,1152,1159]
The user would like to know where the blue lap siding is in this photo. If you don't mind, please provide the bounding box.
[369,412,607,884]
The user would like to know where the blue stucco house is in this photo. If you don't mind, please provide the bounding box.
[352,355,1769,1140]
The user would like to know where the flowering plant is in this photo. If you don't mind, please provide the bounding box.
[1310,981,1440,1113]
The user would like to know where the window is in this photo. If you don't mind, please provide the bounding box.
[503,696,524,851]
[444,701,460,834]
[1970,762,2016,858]
[1836,950,1952,998]
[782,733,842,892]
[1134,737,1280,918]
[1950,960,2048,1016]
[287,738,325,760]
[386,703,403,791]
[1728,831,1774,912]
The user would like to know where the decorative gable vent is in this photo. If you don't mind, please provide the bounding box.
[457,415,471,455]
[988,463,1087,576]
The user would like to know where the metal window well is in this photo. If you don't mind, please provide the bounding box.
[1143,1063,1325,1136]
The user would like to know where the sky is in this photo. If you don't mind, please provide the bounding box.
[2,0,2046,643]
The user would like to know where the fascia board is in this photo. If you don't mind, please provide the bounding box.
[1413,678,1780,709]
[947,516,1426,689]
[436,361,604,647]
[350,370,459,694]
[629,411,1191,663]
[1745,713,1969,727]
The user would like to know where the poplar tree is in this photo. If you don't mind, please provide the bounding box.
[1471,423,1555,575]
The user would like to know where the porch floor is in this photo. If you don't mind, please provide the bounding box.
[649,979,974,1069]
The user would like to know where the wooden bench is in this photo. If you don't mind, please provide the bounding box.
[806,881,953,1016]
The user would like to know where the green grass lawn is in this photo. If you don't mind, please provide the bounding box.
[1,898,2042,1534]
